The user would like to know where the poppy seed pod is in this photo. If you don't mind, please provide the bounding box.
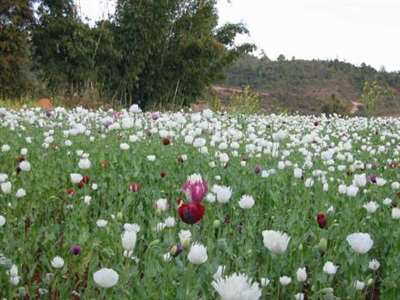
[213,219,221,228]
[318,238,328,253]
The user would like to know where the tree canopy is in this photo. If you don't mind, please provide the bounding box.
[0,0,255,108]
[0,0,34,99]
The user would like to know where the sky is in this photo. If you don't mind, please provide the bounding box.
[77,0,400,71]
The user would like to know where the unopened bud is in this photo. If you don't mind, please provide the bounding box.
[213,219,221,228]
[318,238,328,252]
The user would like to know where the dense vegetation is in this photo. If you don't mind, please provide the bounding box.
[0,0,254,108]
[1,108,400,298]
[219,55,400,115]
[2,1,400,115]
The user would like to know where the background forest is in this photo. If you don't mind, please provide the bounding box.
[1,0,254,109]
[2,1,400,115]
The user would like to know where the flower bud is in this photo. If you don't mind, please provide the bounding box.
[320,288,334,294]
[213,219,221,228]
[217,238,227,250]
[182,238,191,249]
[18,287,27,297]
[318,238,328,252]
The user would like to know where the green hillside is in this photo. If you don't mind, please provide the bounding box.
[218,54,400,115]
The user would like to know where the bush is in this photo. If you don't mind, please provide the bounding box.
[228,86,261,114]
[321,94,350,116]
[360,81,392,117]
[207,94,223,112]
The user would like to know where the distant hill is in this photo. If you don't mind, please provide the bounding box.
[216,55,400,115]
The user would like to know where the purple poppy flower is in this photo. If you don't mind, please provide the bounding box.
[70,245,81,255]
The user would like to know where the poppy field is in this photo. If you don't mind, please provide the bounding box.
[1,106,400,299]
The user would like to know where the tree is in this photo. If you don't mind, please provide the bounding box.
[108,0,255,108]
[277,54,286,62]
[3,0,255,108]
[32,0,95,95]
[360,81,390,116]
[259,50,270,63]
[0,0,34,99]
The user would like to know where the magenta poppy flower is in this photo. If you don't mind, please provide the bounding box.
[182,174,208,203]
[129,183,141,192]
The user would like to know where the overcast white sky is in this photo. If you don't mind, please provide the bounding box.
[77,0,400,71]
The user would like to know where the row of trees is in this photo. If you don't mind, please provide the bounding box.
[220,54,400,115]
[1,0,254,108]
[224,54,400,94]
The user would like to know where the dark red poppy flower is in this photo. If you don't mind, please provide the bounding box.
[178,201,205,225]
[162,137,171,145]
[67,188,76,196]
[82,175,90,184]
[317,212,327,228]
[254,165,262,175]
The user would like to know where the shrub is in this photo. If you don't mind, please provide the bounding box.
[228,86,261,114]
[321,94,350,116]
